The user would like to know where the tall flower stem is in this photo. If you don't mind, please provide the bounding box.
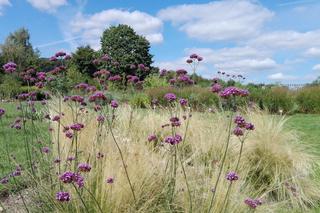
[208,111,234,213]
[83,186,104,213]
[107,122,137,203]
[72,184,90,213]
[221,140,245,213]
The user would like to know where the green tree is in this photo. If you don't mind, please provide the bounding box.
[0,28,40,72]
[71,45,97,77]
[100,24,153,79]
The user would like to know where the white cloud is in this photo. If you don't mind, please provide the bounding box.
[186,47,278,73]
[27,0,67,12]
[304,47,320,58]
[268,72,297,80]
[158,0,273,42]
[312,64,320,71]
[0,0,10,15]
[156,46,278,79]
[249,30,320,50]
[67,9,163,50]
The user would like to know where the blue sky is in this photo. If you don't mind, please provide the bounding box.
[1,0,320,83]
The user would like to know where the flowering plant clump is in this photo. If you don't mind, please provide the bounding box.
[2,62,17,73]
[56,192,71,202]
[244,198,262,209]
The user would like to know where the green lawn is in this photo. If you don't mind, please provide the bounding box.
[0,102,50,192]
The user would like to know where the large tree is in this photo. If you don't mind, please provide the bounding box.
[71,45,97,77]
[0,28,40,72]
[100,24,153,79]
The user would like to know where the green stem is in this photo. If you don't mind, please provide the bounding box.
[208,111,234,213]
[83,186,104,213]
[107,121,137,203]
[73,184,90,213]
[221,141,245,213]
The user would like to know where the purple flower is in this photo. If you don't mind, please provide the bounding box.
[164,134,182,145]
[244,198,262,209]
[169,78,176,85]
[219,87,250,98]
[190,54,198,59]
[148,134,157,142]
[59,171,74,183]
[245,123,255,130]
[160,69,167,76]
[170,117,181,127]
[211,83,222,93]
[89,91,107,103]
[234,115,246,128]
[106,177,114,184]
[78,163,91,173]
[50,56,57,62]
[176,69,187,76]
[65,131,73,139]
[70,123,84,131]
[56,191,71,202]
[0,108,5,117]
[70,95,84,103]
[52,115,61,122]
[75,83,89,90]
[42,147,50,154]
[110,100,118,109]
[55,51,67,58]
[108,75,122,82]
[0,177,9,184]
[164,93,176,102]
[97,115,105,123]
[186,59,193,64]
[179,98,188,106]
[233,127,244,136]
[74,173,84,188]
[3,62,17,73]
[226,171,239,181]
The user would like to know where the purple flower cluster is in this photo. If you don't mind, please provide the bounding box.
[233,115,255,136]
[78,163,92,172]
[70,123,85,131]
[89,91,107,103]
[244,198,262,209]
[106,177,114,184]
[211,83,222,93]
[110,100,119,108]
[179,98,188,106]
[219,87,249,98]
[148,134,157,142]
[56,191,71,202]
[108,75,122,82]
[164,134,182,145]
[10,118,22,130]
[127,75,139,84]
[226,171,239,181]
[186,54,203,63]
[59,171,84,188]
[0,108,5,117]
[164,93,177,102]
[3,62,17,73]
[97,115,105,123]
[42,147,50,154]
[170,117,181,127]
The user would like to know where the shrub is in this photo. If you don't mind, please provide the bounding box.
[296,86,320,113]
[129,93,151,108]
[0,75,22,99]
[143,74,169,89]
[249,86,295,113]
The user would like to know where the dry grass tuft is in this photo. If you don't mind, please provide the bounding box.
[47,100,320,212]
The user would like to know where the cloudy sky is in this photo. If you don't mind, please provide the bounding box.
[1,0,320,83]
